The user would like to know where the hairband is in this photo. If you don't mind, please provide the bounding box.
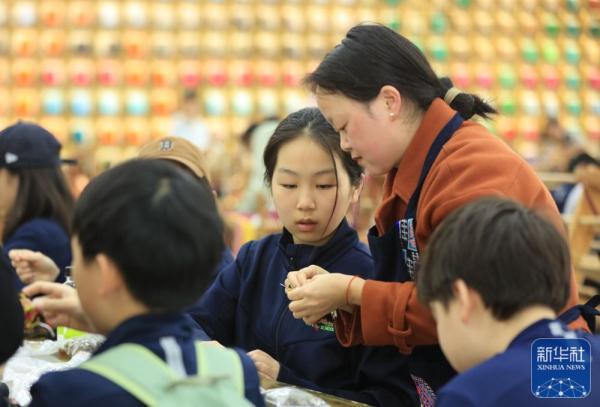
[444,87,462,105]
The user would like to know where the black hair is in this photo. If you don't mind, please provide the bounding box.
[72,159,223,312]
[416,197,571,320]
[183,88,198,102]
[264,108,362,188]
[3,167,74,241]
[567,152,599,173]
[165,160,214,193]
[240,116,280,148]
[305,24,496,120]
[263,108,363,236]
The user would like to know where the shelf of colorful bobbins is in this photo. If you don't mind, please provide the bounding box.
[204,60,228,88]
[0,0,599,160]
[203,89,228,118]
[257,89,279,118]
[97,60,122,87]
[231,89,255,119]
[583,117,600,143]
[65,123,91,153]
[97,89,120,117]
[70,89,93,118]
[69,60,94,87]
[41,89,65,116]
[149,117,172,141]
[13,89,38,118]
[0,89,9,120]
[541,65,561,90]
[229,61,254,88]
[541,90,561,118]
[123,118,150,147]
[40,31,65,57]
[40,117,69,144]
[584,90,600,116]
[521,90,541,117]
[150,89,177,118]
[450,63,471,89]
[178,60,203,89]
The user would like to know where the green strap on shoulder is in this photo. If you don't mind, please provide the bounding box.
[80,341,246,406]
[81,343,178,406]
[194,342,245,395]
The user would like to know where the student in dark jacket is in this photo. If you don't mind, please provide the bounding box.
[1,249,24,407]
[9,136,234,286]
[23,160,263,406]
[190,108,418,406]
[0,122,73,289]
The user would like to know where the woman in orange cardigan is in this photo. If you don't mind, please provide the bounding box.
[285,24,587,401]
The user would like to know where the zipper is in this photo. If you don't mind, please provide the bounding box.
[274,254,296,359]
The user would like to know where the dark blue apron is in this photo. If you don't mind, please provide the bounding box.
[367,113,464,401]
[558,294,600,333]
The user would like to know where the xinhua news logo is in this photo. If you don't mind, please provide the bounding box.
[531,338,591,399]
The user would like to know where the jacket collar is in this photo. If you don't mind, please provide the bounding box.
[384,98,457,204]
[278,218,359,269]
[95,313,193,355]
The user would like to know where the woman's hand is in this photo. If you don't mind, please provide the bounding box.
[247,349,280,380]
[284,265,329,290]
[287,273,353,325]
[22,281,96,333]
[10,249,60,285]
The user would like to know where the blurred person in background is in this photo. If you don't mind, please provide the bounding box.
[236,117,279,215]
[171,88,212,153]
[534,117,582,172]
[11,136,236,285]
[0,122,73,290]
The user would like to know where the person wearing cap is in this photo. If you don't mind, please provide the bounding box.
[0,122,74,290]
[138,136,234,275]
[10,136,234,285]
[138,136,211,189]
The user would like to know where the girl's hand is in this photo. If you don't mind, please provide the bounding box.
[284,265,328,290]
[287,273,352,325]
[247,349,280,380]
[22,281,96,333]
[10,249,60,285]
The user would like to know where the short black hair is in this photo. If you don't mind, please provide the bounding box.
[416,197,571,320]
[305,24,496,120]
[73,159,223,312]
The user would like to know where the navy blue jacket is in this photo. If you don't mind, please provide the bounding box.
[189,219,418,406]
[437,319,600,406]
[30,314,264,407]
[3,218,71,290]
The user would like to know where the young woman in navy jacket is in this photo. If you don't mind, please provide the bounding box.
[190,108,418,406]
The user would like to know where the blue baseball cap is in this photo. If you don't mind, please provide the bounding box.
[0,121,65,169]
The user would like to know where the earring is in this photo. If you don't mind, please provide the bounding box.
[389,112,395,117]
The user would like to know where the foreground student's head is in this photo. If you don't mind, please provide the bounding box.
[417,197,571,372]
[71,159,223,334]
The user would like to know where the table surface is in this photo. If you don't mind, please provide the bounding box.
[260,377,372,407]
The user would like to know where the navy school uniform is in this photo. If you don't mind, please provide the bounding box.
[189,219,419,406]
[3,218,71,290]
[29,314,264,407]
[436,319,600,407]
